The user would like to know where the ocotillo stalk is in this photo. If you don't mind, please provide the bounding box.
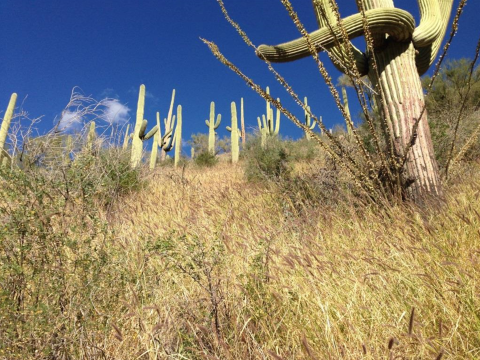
[174,105,182,168]
[256,0,453,202]
[122,123,130,150]
[240,98,246,147]
[342,87,353,135]
[161,89,176,161]
[86,121,96,153]
[0,93,17,165]
[304,97,316,140]
[131,84,146,167]
[150,130,159,170]
[205,101,221,155]
[226,101,240,163]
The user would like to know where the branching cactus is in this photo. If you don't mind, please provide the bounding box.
[159,112,176,156]
[226,101,240,163]
[174,105,182,168]
[205,101,221,154]
[160,89,176,161]
[303,97,316,140]
[257,0,455,201]
[0,93,17,166]
[258,87,281,148]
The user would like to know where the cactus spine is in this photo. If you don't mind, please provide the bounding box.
[227,101,240,163]
[131,84,146,167]
[174,105,182,168]
[0,93,17,166]
[205,101,221,154]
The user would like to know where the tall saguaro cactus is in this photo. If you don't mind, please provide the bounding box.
[0,93,17,165]
[131,85,147,168]
[227,101,240,163]
[303,97,316,140]
[174,105,182,168]
[205,101,221,154]
[257,0,454,202]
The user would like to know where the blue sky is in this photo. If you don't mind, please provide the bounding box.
[1,1,479,153]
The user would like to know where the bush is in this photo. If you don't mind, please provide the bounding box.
[194,151,218,167]
[243,135,291,182]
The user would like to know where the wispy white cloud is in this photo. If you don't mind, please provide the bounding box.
[58,110,84,131]
[103,100,130,124]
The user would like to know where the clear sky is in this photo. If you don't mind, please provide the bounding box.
[1,1,479,153]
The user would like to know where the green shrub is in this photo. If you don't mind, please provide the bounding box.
[243,135,291,182]
[194,151,218,167]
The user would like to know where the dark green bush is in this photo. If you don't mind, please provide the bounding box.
[194,151,218,167]
[243,135,291,182]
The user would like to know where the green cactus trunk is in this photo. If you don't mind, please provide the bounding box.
[150,130,159,170]
[370,41,441,201]
[205,101,221,155]
[131,84,146,167]
[174,105,182,168]
[228,101,240,163]
[86,121,96,153]
[256,0,451,202]
[240,98,246,148]
[0,93,17,166]
[122,124,130,150]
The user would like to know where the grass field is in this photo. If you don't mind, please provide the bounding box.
[1,154,479,359]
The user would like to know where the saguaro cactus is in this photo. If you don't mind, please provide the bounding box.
[257,0,453,202]
[303,97,316,140]
[226,101,240,163]
[174,105,182,168]
[205,101,221,154]
[258,87,281,148]
[240,98,246,147]
[86,121,96,152]
[131,84,147,167]
[0,93,17,165]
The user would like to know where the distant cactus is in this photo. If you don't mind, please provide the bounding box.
[303,97,316,140]
[131,84,146,167]
[86,121,96,152]
[257,87,280,148]
[226,101,240,163]
[0,93,17,166]
[122,124,130,150]
[174,105,182,168]
[150,129,159,170]
[240,98,246,147]
[205,101,221,154]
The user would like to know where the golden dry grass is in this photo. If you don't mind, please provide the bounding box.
[1,159,479,359]
[89,160,480,359]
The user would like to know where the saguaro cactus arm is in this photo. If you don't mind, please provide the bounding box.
[257,0,453,76]
[131,84,146,167]
[256,8,414,63]
[0,93,17,160]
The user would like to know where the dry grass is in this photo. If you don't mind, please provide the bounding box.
[2,159,480,359]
